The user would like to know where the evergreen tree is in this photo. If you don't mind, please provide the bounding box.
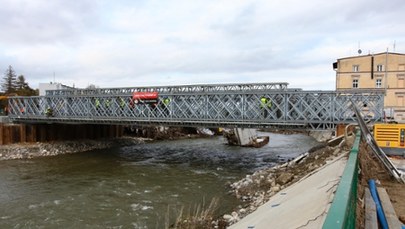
[1,66,37,96]
[2,65,17,93]
[15,74,37,96]
[16,75,29,90]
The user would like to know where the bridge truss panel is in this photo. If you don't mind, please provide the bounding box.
[45,82,290,96]
[8,90,384,130]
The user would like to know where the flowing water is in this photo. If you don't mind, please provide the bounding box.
[0,132,320,228]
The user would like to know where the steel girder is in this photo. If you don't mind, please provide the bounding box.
[8,89,384,130]
[45,82,290,96]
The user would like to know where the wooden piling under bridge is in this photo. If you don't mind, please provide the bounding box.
[0,123,124,145]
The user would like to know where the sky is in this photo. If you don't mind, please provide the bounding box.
[1,0,404,91]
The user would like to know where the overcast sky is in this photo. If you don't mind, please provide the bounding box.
[1,0,404,90]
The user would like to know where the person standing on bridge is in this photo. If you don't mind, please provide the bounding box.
[162,97,170,116]
[95,98,101,115]
[105,98,111,114]
[118,97,125,115]
[45,107,53,117]
[260,96,272,118]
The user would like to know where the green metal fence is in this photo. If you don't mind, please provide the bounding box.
[322,130,361,229]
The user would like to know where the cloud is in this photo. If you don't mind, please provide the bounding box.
[1,0,404,90]
[0,0,99,45]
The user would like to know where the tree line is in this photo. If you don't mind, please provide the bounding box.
[1,65,38,96]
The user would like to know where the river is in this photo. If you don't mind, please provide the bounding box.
[0,132,320,228]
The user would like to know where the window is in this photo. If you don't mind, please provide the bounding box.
[396,92,405,106]
[352,79,359,88]
[376,79,382,88]
[398,74,405,88]
[399,79,405,88]
[353,65,359,72]
[377,64,384,72]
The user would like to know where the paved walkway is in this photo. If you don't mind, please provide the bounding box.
[229,155,348,229]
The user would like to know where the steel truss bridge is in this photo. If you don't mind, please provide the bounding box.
[8,83,384,130]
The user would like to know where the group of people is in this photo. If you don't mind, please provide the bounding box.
[41,96,272,118]
[92,97,172,115]
[94,97,126,111]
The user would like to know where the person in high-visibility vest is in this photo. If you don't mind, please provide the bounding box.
[105,99,111,113]
[95,98,101,114]
[260,96,272,118]
[118,97,125,115]
[162,97,170,116]
[45,107,53,117]
[119,97,125,108]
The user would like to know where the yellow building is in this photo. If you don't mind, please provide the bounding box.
[334,52,405,121]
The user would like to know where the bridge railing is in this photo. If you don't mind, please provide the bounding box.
[8,89,384,129]
[322,129,361,228]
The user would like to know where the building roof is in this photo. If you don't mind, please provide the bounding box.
[337,52,405,61]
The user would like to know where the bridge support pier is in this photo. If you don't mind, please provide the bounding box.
[234,128,257,146]
[224,128,268,147]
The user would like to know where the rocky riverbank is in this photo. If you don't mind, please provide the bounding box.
[220,133,352,226]
[0,137,147,160]
[172,133,353,228]
[0,127,211,161]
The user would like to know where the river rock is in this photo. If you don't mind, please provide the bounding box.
[271,185,281,193]
[267,178,274,185]
[266,173,273,179]
[276,172,294,185]
[309,130,333,142]
[239,208,246,214]
[223,214,232,221]
[231,211,239,220]
[242,180,251,187]
[259,175,265,180]
[333,148,340,155]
